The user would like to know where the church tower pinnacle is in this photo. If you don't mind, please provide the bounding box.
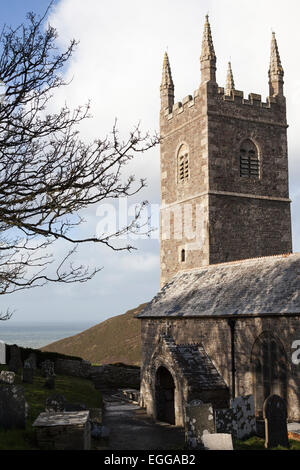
[269,32,284,98]
[225,61,235,96]
[200,15,217,84]
[160,52,174,112]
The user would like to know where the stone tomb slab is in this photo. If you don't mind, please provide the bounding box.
[33,411,91,450]
[185,403,215,449]
[202,433,233,451]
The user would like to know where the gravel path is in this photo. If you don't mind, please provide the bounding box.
[98,390,185,451]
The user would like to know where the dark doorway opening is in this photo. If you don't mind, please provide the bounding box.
[155,366,175,425]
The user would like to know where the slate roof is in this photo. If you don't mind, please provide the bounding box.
[137,254,300,318]
[162,336,228,391]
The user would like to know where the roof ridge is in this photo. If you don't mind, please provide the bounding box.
[176,252,297,276]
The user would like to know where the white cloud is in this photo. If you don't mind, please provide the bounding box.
[4,0,300,323]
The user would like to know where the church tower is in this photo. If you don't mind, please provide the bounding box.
[160,17,292,286]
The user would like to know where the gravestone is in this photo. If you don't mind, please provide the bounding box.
[263,395,289,449]
[215,408,235,434]
[231,395,256,440]
[45,394,66,412]
[22,366,34,384]
[8,345,22,373]
[0,341,6,364]
[0,371,15,384]
[185,403,215,449]
[41,360,55,378]
[27,353,37,369]
[0,384,27,429]
[202,432,233,451]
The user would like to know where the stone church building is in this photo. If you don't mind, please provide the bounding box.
[137,16,300,426]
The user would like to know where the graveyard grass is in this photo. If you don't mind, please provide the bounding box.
[234,436,300,450]
[0,365,102,450]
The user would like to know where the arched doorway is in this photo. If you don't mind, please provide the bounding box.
[155,366,175,425]
[251,332,287,418]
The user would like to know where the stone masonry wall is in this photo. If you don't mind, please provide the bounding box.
[160,79,292,285]
[140,316,300,422]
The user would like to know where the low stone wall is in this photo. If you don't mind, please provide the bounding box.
[90,365,140,389]
[54,359,92,378]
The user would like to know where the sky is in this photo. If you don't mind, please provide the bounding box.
[1,0,300,324]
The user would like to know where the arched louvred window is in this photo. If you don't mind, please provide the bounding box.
[251,332,287,418]
[240,139,260,178]
[177,144,189,183]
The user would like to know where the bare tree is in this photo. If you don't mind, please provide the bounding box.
[0,2,158,316]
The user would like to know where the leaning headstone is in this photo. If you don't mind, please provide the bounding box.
[231,395,256,440]
[45,394,66,412]
[8,345,22,373]
[0,341,6,364]
[185,402,215,449]
[0,371,15,384]
[202,433,233,451]
[0,384,27,429]
[263,395,289,449]
[41,360,55,378]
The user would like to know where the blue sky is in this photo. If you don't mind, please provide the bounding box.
[1,0,300,324]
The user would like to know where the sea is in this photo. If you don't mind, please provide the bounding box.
[0,321,96,350]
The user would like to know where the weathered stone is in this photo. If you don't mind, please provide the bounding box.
[41,360,55,377]
[8,345,22,373]
[185,403,215,449]
[0,384,27,429]
[215,408,234,434]
[45,394,66,412]
[202,432,233,451]
[231,395,256,440]
[0,371,15,384]
[263,395,289,449]
[33,411,91,450]
[22,367,34,384]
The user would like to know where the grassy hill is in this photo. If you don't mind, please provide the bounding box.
[41,303,147,366]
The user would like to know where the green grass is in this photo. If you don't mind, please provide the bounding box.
[234,435,300,451]
[0,366,102,450]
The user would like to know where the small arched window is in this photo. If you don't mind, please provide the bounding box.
[181,249,186,263]
[177,144,189,183]
[240,139,260,179]
[251,332,287,418]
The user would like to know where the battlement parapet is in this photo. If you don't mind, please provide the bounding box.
[163,86,282,122]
